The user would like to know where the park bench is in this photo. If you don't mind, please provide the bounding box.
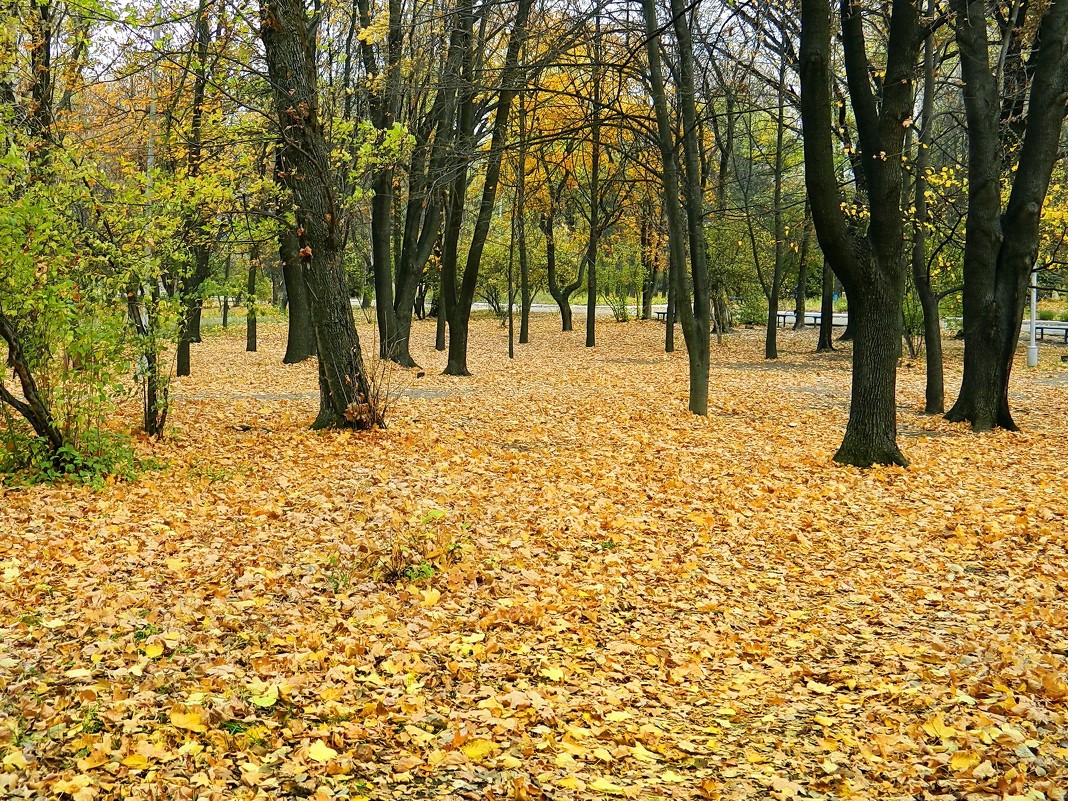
[775,311,846,328]
[1033,322,1068,343]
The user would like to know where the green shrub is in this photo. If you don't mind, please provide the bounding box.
[736,294,768,326]
[0,427,148,488]
[1037,309,1055,320]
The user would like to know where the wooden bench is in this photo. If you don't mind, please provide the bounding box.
[654,310,668,322]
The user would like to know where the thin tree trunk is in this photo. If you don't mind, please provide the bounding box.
[913,11,944,413]
[817,259,835,352]
[246,245,258,352]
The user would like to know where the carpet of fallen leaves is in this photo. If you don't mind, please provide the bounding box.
[2,315,1068,801]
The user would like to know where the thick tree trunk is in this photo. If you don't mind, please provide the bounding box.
[261,0,378,428]
[835,279,907,466]
[946,0,1068,431]
[799,0,919,466]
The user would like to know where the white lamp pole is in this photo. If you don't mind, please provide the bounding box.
[1027,264,1039,367]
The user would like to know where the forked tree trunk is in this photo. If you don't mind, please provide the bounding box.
[946,0,1068,431]
[799,0,920,466]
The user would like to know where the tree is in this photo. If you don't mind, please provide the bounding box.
[799,0,922,466]
[260,0,380,428]
[946,0,1068,431]
[640,0,711,415]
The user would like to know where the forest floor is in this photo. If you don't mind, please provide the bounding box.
[2,316,1067,801]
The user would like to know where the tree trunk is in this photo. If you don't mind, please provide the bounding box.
[799,0,920,466]
[442,0,533,375]
[946,0,1068,431]
[834,278,907,466]
[281,225,315,364]
[0,313,64,453]
[913,11,943,413]
[246,244,258,352]
[765,59,788,360]
[222,254,231,329]
[817,259,835,352]
[261,0,378,428]
[585,14,603,350]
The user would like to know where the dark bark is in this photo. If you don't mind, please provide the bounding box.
[912,12,944,413]
[176,0,213,379]
[260,0,379,429]
[246,244,258,352]
[946,0,1068,431]
[641,0,710,412]
[668,0,711,414]
[585,14,603,350]
[542,165,582,331]
[640,201,656,320]
[817,259,835,352]
[281,224,315,364]
[765,58,789,360]
[0,312,64,453]
[793,205,812,331]
[518,97,531,345]
[799,0,921,466]
[222,255,231,329]
[441,0,533,375]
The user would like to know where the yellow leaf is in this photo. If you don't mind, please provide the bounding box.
[661,770,688,783]
[307,740,339,763]
[65,667,93,679]
[170,711,206,733]
[2,749,28,769]
[500,754,523,769]
[593,747,613,763]
[53,775,93,794]
[461,739,496,761]
[606,710,630,722]
[950,751,981,773]
[813,714,835,727]
[743,748,769,764]
[631,742,659,762]
[250,685,279,707]
[121,753,149,769]
[554,752,575,767]
[806,680,835,695]
[77,750,109,771]
[921,713,958,740]
[589,776,625,794]
[419,588,441,607]
[540,666,564,682]
[143,643,164,659]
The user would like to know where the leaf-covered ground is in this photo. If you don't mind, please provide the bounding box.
[2,316,1067,801]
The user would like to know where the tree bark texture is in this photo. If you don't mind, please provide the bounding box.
[260,0,379,429]
[799,0,920,466]
[946,0,1068,431]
